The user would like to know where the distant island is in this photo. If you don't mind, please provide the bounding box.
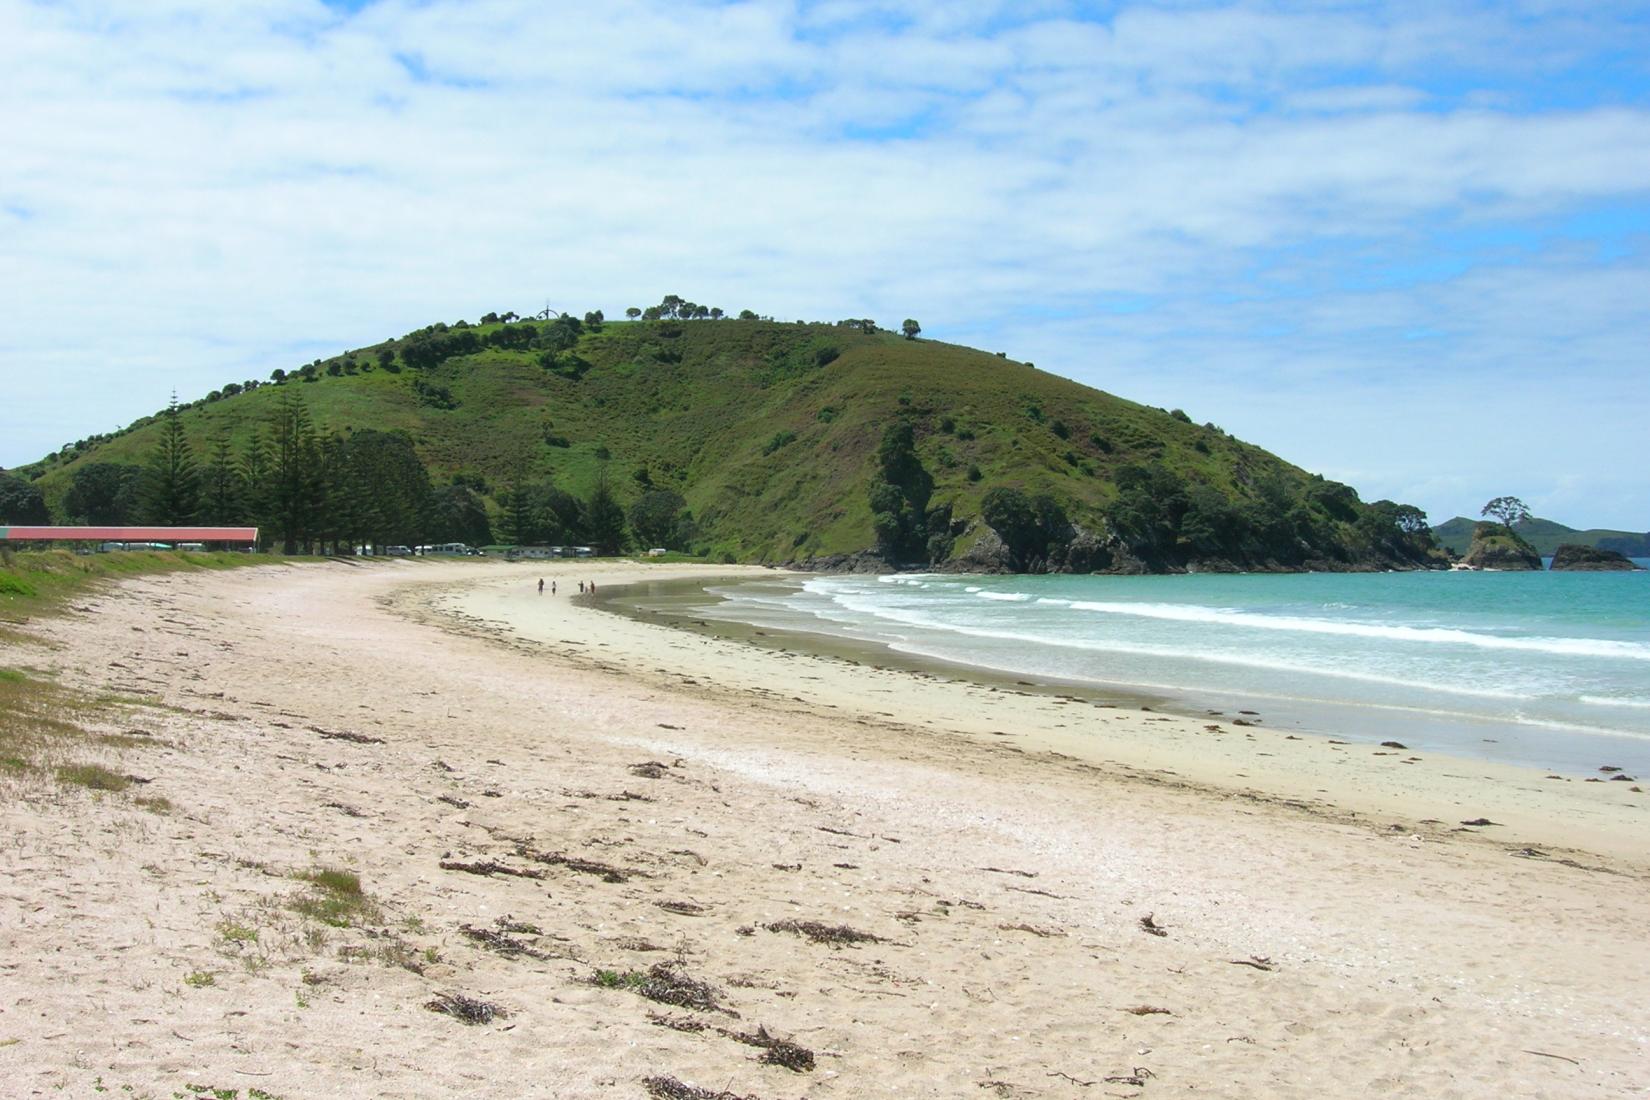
[1433,516,1650,558]
[3,298,1442,574]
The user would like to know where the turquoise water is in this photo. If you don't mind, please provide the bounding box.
[695,566,1650,775]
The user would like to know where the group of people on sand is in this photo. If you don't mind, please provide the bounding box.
[536,578,596,595]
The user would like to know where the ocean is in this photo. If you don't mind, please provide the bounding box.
[665,566,1650,777]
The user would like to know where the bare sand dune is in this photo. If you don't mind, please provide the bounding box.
[2,559,1645,1099]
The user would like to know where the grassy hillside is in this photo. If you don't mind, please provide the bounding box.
[15,315,1431,569]
[1433,516,1649,557]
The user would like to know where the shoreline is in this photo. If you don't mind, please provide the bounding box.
[443,564,1650,870]
[590,572,1650,778]
[3,558,1647,1097]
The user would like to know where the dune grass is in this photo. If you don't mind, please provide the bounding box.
[0,547,279,633]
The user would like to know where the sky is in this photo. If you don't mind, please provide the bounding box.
[2,0,1648,530]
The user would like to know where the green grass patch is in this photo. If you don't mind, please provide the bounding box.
[592,968,648,990]
[0,548,278,628]
[55,763,131,792]
[292,866,379,928]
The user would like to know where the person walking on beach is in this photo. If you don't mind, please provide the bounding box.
[578,581,585,594]
[551,580,557,596]
[538,578,544,594]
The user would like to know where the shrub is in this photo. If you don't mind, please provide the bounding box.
[763,430,797,456]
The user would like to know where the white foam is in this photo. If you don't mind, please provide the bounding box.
[1062,600,1650,662]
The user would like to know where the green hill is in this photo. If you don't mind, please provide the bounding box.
[9,311,1438,572]
[1433,516,1649,557]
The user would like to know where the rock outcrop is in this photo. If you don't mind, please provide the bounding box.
[1550,543,1644,571]
[1460,522,1543,571]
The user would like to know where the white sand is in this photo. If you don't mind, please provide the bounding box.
[2,558,1646,1099]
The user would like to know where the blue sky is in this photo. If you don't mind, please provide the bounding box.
[3,0,1648,528]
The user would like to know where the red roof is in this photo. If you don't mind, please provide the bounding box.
[0,526,259,541]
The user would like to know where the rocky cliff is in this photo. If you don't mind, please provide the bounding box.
[1550,543,1644,571]
[1460,523,1543,571]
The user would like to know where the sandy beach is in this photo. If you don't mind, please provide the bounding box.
[2,558,1647,1098]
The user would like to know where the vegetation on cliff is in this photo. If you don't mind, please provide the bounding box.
[8,300,1437,572]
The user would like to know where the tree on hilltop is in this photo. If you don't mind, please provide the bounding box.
[625,307,642,320]
[1481,496,1531,531]
[902,318,921,340]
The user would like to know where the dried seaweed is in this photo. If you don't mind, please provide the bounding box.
[657,900,709,916]
[459,923,548,960]
[1138,913,1168,937]
[425,992,505,1025]
[639,962,730,1013]
[641,1076,759,1100]
[648,1012,708,1033]
[438,859,543,880]
[723,1025,815,1072]
[311,726,385,744]
[765,919,883,946]
[514,844,632,883]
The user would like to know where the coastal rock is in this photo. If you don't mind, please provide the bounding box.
[1461,523,1542,571]
[1550,543,1644,571]
[787,549,891,574]
[942,525,1016,574]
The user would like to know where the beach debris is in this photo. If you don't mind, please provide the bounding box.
[637,962,730,1013]
[437,795,472,809]
[1380,741,1408,749]
[497,917,542,935]
[982,866,1038,878]
[766,918,884,946]
[656,900,710,916]
[1231,718,1254,727]
[1203,724,1223,732]
[1599,765,1622,773]
[1047,1071,1099,1086]
[1239,710,1259,716]
[1138,913,1168,937]
[630,760,674,779]
[999,922,1065,938]
[641,1076,760,1100]
[514,844,631,882]
[670,849,708,866]
[1123,1005,1173,1016]
[425,992,505,1025]
[657,723,683,730]
[1105,1068,1156,1086]
[724,1025,816,1071]
[311,726,385,744]
[648,1011,708,1033]
[1229,956,1277,971]
[1459,818,1499,827]
[432,759,456,772]
[324,800,366,818]
[615,936,667,952]
[1609,774,1636,782]
[459,923,549,960]
[438,858,544,880]
[1522,1049,1581,1066]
